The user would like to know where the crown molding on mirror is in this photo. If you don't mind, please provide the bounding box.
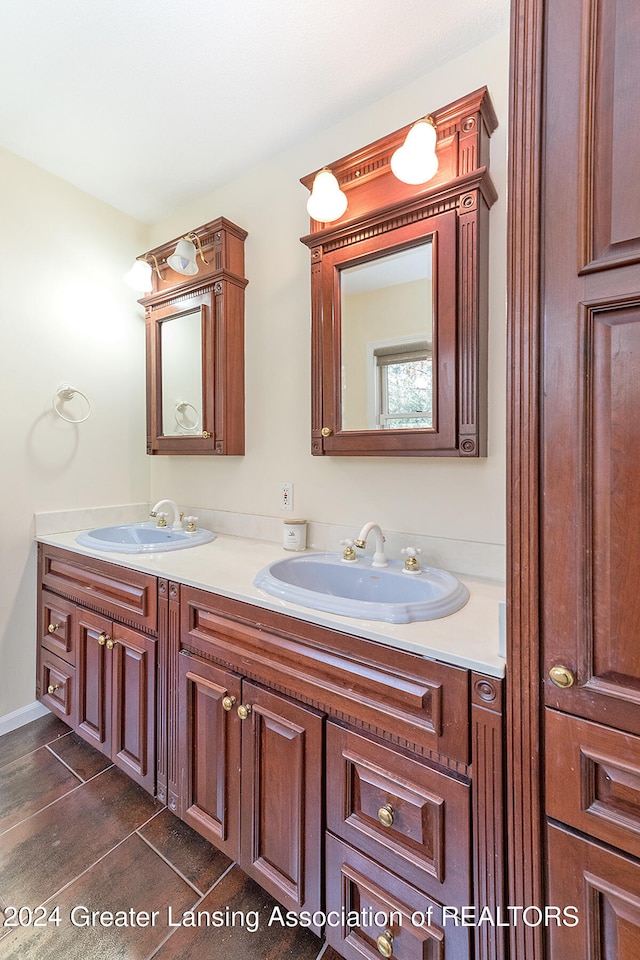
[301,87,497,458]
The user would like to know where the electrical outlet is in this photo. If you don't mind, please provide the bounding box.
[280,482,293,511]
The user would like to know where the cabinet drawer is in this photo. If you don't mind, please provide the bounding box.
[327,722,471,904]
[40,545,157,633]
[40,650,76,726]
[325,834,470,960]
[181,585,470,763]
[546,708,640,860]
[40,591,75,664]
[546,823,640,960]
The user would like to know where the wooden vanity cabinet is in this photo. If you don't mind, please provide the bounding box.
[178,651,323,929]
[36,547,504,958]
[37,544,159,795]
[176,584,506,960]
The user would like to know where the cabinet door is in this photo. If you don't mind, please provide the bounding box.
[547,824,640,959]
[110,623,157,793]
[178,652,241,860]
[239,681,323,929]
[541,0,640,735]
[77,608,111,754]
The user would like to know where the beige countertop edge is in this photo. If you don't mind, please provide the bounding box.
[35,530,506,679]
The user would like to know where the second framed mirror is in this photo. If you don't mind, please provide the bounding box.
[301,87,497,457]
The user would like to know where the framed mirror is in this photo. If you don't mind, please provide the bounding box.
[160,307,203,436]
[140,218,247,456]
[301,87,497,457]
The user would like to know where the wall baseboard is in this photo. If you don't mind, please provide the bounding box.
[0,701,50,737]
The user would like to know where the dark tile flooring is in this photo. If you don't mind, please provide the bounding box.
[0,714,339,960]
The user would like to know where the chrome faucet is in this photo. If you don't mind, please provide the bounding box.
[354,521,388,567]
[150,499,183,530]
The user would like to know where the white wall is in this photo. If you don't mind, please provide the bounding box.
[149,31,509,553]
[0,147,150,716]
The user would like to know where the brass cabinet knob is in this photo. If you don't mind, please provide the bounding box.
[377,803,395,828]
[47,623,59,634]
[47,684,59,695]
[106,638,115,650]
[321,427,332,437]
[376,931,394,958]
[202,431,211,439]
[222,696,236,712]
[237,704,252,720]
[549,665,576,688]
[98,632,109,646]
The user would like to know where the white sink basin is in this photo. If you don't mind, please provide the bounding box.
[75,522,216,554]
[253,553,469,623]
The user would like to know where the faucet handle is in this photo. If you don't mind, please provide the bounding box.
[401,546,422,574]
[340,538,358,562]
[155,512,168,528]
[184,516,199,533]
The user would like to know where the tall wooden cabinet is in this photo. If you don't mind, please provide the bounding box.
[508,0,640,957]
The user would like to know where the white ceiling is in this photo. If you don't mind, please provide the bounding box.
[0,0,510,224]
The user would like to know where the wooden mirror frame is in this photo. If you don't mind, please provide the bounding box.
[301,87,497,457]
[140,218,248,456]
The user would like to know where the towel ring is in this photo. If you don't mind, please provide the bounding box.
[174,400,200,434]
[53,383,91,424]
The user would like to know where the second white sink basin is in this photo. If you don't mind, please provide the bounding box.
[76,522,216,554]
[253,553,469,623]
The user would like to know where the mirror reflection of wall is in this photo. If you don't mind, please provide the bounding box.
[340,242,433,431]
[160,308,203,436]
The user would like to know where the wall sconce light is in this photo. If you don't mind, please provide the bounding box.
[167,233,209,276]
[306,168,348,223]
[123,254,163,293]
[390,115,439,185]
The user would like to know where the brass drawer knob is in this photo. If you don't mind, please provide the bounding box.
[106,638,115,650]
[549,665,575,688]
[47,684,60,695]
[47,623,59,634]
[98,632,109,646]
[321,427,332,437]
[237,704,252,720]
[202,431,211,439]
[222,696,236,712]
[377,931,394,958]
[377,804,395,827]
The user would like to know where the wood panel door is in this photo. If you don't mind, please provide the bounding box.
[541,0,640,730]
[178,652,242,860]
[110,623,157,793]
[538,0,640,958]
[77,608,112,754]
[239,681,323,931]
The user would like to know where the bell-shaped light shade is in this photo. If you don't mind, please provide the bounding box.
[167,237,198,276]
[306,168,348,223]
[390,117,439,185]
[123,258,153,292]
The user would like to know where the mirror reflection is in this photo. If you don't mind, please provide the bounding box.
[160,308,203,436]
[340,242,433,431]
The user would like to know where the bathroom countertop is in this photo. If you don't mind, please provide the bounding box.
[36,529,506,679]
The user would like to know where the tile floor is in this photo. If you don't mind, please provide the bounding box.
[0,714,339,960]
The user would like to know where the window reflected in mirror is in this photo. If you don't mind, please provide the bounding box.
[160,308,203,437]
[340,242,433,431]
